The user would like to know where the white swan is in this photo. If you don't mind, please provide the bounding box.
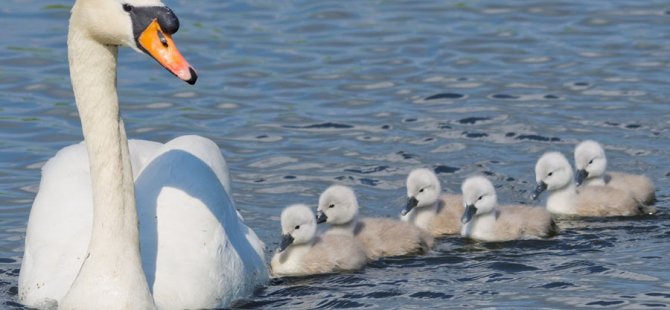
[18,0,268,308]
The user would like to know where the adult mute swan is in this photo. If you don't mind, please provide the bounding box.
[18,0,268,308]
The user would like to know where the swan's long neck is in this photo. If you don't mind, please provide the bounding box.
[69,15,137,260]
[60,14,154,309]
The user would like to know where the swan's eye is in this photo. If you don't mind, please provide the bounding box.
[329,204,335,209]
[548,172,553,177]
[419,188,425,193]
[294,225,300,230]
[122,3,133,12]
[477,195,483,201]
[588,159,593,165]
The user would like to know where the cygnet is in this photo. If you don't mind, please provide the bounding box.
[402,168,463,236]
[270,204,367,277]
[317,185,433,260]
[460,176,557,241]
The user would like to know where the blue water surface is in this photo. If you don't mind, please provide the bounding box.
[1,0,669,308]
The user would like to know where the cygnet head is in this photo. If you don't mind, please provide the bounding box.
[533,152,574,200]
[404,168,442,216]
[279,204,317,252]
[316,185,359,225]
[574,140,607,186]
[460,176,498,224]
[70,0,197,84]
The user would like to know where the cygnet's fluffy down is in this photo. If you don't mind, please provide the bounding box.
[574,140,655,205]
[460,176,557,242]
[317,185,433,260]
[534,152,643,217]
[270,204,367,277]
[402,168,463,236]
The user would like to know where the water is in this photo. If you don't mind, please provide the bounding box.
[1,0,669,308]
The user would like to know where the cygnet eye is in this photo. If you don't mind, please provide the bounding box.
[328,204,335,209]
[548,172,553,177]
[294,225,300,230]
[477,195,483,201]
[588,159,594,165]
[419,188,425,193]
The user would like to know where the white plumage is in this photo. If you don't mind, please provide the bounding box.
[19,0,267,308]
[20,137,269,309]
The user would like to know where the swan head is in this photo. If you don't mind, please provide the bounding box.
[460,176,498,224]
[279,204,317,252]
[574,140,607,186]
[533,152,574,199]
[404,168,441,216]
[70,0,197,84]
[316,185,359,225]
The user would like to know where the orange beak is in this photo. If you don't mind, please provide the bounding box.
[138,19,197,84]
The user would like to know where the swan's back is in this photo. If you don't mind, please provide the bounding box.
[604,172,655,205]
[135,136,267,308]
[19,143,94,307]
[355,218,434,259]
[431,194,463,235]
[19,136,267,309]
[574,185,641,217]
[19,140,162,307]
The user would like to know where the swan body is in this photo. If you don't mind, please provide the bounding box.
[533,152,642,217]
[574,140,655,205]
[19,0,267,308]
[270,204,367,277]
[460,176,557,242]
[317,185,433,260]
[21,137,268,309]
[402,168,463,236]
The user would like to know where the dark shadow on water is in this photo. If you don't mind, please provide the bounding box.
[425,92,465,100]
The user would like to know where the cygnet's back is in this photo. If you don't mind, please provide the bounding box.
[493,205,558,240]
[403,168,463,236]
[597,172,655,206]
[300,234,368,274]
[270,204,367,277]
[573,185,642,217]
[317,185,434,260]
[534,151,643,217]
[430,194,464,235]
[461,176,557,242]
[356,218,434,259]
[574,140,655,205]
